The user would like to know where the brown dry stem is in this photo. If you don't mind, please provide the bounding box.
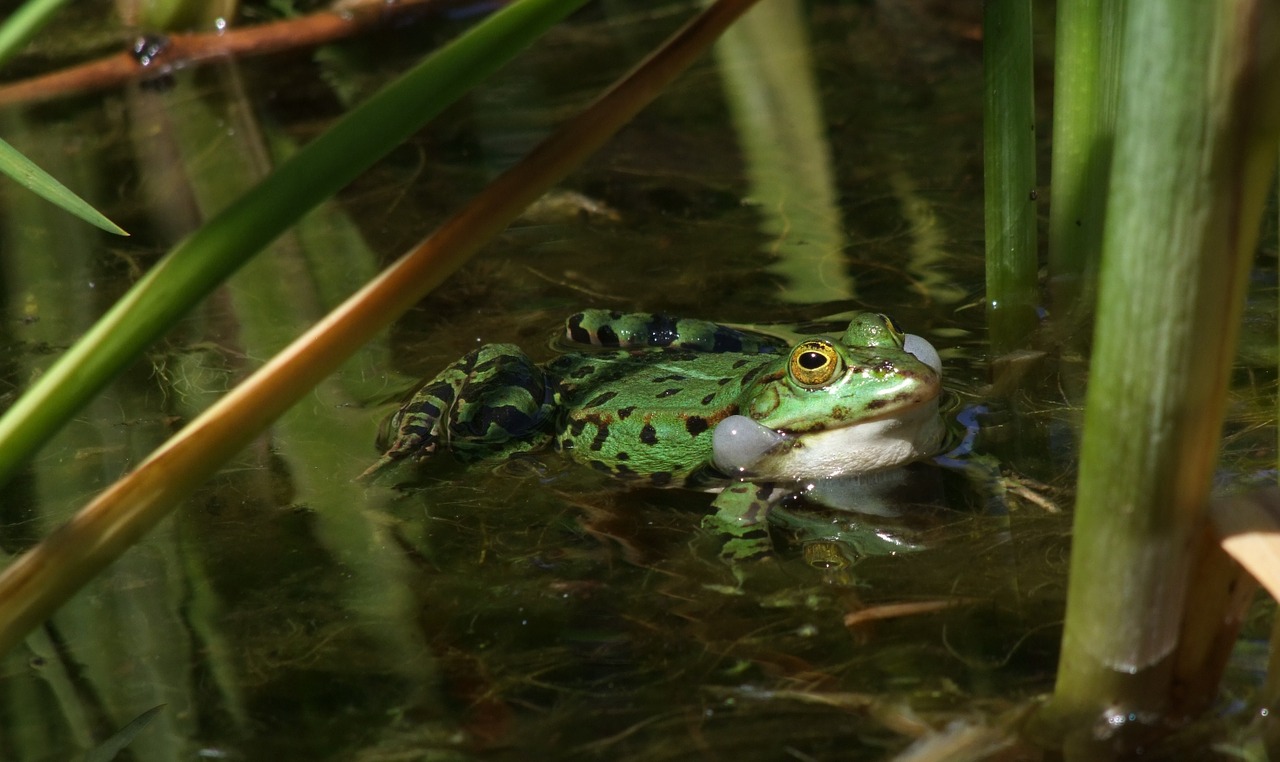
[0,0,501,107]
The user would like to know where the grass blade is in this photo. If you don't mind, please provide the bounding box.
[0,136,126,235]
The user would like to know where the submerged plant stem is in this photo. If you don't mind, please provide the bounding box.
[0,0,765,658]
[714,0,852,303]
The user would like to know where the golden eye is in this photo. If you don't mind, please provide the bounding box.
[789,340,842,388]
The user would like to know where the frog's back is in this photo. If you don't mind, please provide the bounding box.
[547,349,776,484]
[564,310,786,354]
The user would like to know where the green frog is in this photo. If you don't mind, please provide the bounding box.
[363,310,947,562]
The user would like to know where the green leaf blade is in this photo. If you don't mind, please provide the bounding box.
[0,137,128,235]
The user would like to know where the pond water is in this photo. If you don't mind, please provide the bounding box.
[0,1,1274,760]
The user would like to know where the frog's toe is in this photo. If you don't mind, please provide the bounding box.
[357,442,437,482]
[700,515,773,563]
[704,481,783,562]
[718,533,775,564]
[356,456,397,483]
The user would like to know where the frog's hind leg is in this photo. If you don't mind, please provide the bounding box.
[450,348,555,450]
[360,344,552,480]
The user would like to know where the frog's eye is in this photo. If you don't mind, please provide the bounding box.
[789,340,843,388]
[843,313,905,348]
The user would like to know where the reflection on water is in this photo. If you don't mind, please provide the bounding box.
[0,1,1273,759]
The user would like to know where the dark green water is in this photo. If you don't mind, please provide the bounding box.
[0,1,1273,759]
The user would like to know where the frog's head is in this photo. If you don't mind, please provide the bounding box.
[713,317,944,481]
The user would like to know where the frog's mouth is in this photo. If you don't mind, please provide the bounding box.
[712,332,946,481]
[712,398,944,481]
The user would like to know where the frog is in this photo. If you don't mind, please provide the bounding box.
[362,310,947,563]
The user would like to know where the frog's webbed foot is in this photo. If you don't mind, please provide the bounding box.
[996,472,1061,513]
[940,449,1062,515]
[933,403,1060,514]
[357,454,398,483]
[356,445,434,483]
[703,482,783,563]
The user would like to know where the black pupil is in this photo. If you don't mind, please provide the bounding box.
[799,351,827,370]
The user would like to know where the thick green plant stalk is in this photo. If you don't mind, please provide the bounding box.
[1047,0,1123,323]
[982,0,1039,355]
[0,0,587,491]
[0,0,765,659]
[1052,0,1280,736]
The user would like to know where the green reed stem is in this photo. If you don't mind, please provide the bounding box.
[1047,0,1123,323]
[0,0,588,491]
[983,0,1039,356]
[1052,0,1280,735]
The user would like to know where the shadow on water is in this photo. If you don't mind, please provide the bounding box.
[0,1,1274,759]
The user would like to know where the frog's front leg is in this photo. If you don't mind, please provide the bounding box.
[361,344,553,479]
[702,482,782,562]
